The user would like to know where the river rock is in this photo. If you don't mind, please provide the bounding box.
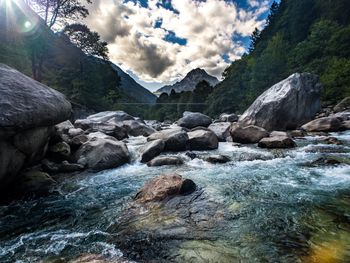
[205,155,230,164]
[147,156,184,167]
[68,254,132,263]
[289,130,306,138]
[121,120,156,137]
[0,64,71,190]
[301,116,343,132]
[148,128,189,152]
[141,139,165,163]
[0,64,71,131]
[68,128,84,137]
[334,97,350,113]
[49,142,71,160]
[219,113,239,122]
[135,174,196,203]
[188,130,218,150]
[74,120,128,140]
[208,122,231,142]
[86,111,134,123]
[258,136,296,149]
[323,137,343,145]
[178,112,212,129]
[42,159,85,173]
[230,123,269,144]
[342,121,350,130]
[74,136,130,171]
[239,73,322,131]
[16,170,56,196]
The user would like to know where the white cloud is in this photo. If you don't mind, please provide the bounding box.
[85,0,272,85]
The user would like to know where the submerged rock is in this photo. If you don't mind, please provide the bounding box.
[205,155,231,164]
[66,254,133,263]
[16,170,56,196]
[147,156,184,167]
[74,136,130,171]
[307,156,350,167]
[301,116,343,132]
[230,123,269,144]
[141,139,165,163]
[239,73,322,131]
[258,136,296,149]
[188,129,219,150]
[42,159,85,173]
[135,174,196,203]
[178,112,212,129]
[323,137,343,145]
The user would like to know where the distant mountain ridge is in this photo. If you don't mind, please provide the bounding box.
[111,64,157,104]
[155,68,219,95]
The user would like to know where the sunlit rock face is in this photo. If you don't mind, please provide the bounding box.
[0,64,71,190]
[239,73,322,131]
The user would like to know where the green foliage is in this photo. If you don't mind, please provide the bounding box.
[205,0,350,117]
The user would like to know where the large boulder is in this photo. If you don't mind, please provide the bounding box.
[0,64,71,190]
[141,139,165,163]
[0,64,71,132]
[74,120,128,140]
[147,156,184,167]
[188,129,219,150]
[239,73,322,131]
[230,123,269,144]
[177,112,212,129]
[121,120,156,137]
[74,136,130,171]
[148,128,189,152]
[208,122,231,142]
[301,116,343,132]
[86,111,134,123]
[135,174,196,203]
[258,136,296,149]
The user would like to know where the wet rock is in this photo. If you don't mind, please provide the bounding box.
[121,120,156,137]
[301,116,343,132]
[219,113,239,122]
[147,156,184,167]
[49,142,71,160]
[17,170,56,196]
[334,97,350,113]
[270,131,289,137]
[230,123,269,144]
[188,129,218,150]
[289,130,306,138]
[85,111,134,123]
[70,134,89,149]
[186,152,197,159]
[342,120,350,130]
[205,155,231,164]
[68,128,84,137]
[323,137,343,145]
[178,112,212,129]
[148,129,189,152]
[239,73,322,131]
[135,174,196,203]
[66,254,132,263]
[258,136,296,149]
[307,156,350,167]
[74,136,130,171]
[208,122,231,142]
[42,159,85,173]
[140,139,165,163]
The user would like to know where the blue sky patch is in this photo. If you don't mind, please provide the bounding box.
[164,31,187,46]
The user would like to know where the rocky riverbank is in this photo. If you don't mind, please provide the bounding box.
[1,66,350,262]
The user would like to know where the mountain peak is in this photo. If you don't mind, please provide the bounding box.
[155,68,219,95]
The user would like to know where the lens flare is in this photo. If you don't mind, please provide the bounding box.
[24,20,31,29]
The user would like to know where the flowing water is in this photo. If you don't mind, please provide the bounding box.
[1,132,350,263]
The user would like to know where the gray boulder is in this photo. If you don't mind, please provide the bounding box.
[230,123,269,144]
[0,64,71,131]
[74,136,130,171]
[141,139,165,163]
[301,116,343,132]
[74,120,128,140]
[178,112,212,129]
[188,129,219,150]
[147,156,184,167]
[239,73,322,131]
[258,136,296,149]
[86,111,134,123]
[208,122,231,142]
[219,113,238,122]
[121,120,156,137]
[0,64,71,190]
[148,128,189,152]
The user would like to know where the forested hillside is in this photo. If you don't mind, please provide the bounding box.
[206,0,350,116]
[0,0,154,114]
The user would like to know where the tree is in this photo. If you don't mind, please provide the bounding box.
[249,28,261,53]
[28,0,91,29]
[63,23,109,60]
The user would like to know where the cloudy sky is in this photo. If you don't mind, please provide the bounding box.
[85,0,276,91]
